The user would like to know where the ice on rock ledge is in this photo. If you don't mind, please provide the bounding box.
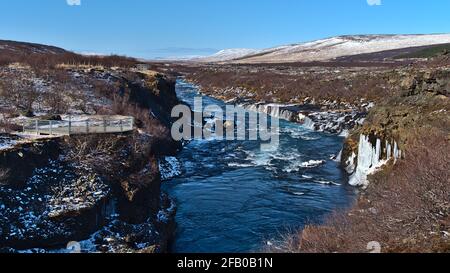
[349,135,384,187]
[345,152,356,174]
[348,134,402,187]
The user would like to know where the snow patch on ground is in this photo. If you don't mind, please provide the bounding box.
[0,136,18,151]
[195,48,262,62]
[159,157,182,181]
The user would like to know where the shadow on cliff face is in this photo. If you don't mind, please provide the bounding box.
[125,73,179,127]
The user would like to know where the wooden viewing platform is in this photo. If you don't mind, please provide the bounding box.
[20,115,134,136]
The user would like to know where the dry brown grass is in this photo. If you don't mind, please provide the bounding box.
[0,66,87,115]
[0,47,138,69]
[109,94,169,139]
[0,73,39,114]
[180,66,393,104]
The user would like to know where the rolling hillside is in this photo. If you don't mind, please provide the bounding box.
[194,34,450,63]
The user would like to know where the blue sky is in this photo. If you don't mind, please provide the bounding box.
[0,0,449,59]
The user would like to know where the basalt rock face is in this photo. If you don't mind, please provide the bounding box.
[126,72,179,127]
[0,133,178,252]
[58,67,180,129]
[397,69,450,97]
[117,154,162,224]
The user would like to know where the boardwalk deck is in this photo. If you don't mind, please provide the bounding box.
[21,116,134,136]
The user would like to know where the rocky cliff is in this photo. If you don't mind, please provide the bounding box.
[0,57,183,252]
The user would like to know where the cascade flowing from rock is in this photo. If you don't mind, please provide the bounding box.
[230,97,369,135]
[239,103,297,122]
[298,114,316,130]
[347,134,402,187]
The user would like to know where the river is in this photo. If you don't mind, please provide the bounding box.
[163,80,355,253]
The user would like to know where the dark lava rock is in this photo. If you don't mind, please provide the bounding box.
[0,132,179,252]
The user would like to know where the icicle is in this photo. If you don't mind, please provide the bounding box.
[393,141,400,162]
[386,141,392,160]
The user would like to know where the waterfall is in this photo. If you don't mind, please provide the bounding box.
[301,116,316,130]
[239,103,296,121]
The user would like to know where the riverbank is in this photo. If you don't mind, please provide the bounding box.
[163,58,450,253]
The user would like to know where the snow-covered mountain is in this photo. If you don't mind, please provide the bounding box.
[193,48,261,62]
[194,34,450,63]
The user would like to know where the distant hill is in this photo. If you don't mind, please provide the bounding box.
[0,39,138,68]
[191,48,262,63]
[0,39,68,55]
[193,34,450,63]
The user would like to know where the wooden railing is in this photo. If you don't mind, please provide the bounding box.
[21,116,134,136]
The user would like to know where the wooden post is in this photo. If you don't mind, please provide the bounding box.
[103,117,107,133]
[35,120,39,136]
[120,119,123,132]
[50,120,53,135]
